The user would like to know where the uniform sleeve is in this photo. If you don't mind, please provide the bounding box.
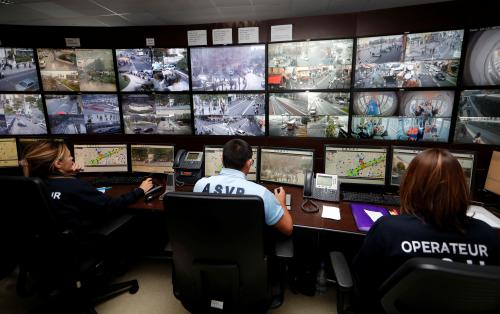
[262,189,284,226]
[193,178,208,193]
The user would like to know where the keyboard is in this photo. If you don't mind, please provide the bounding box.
[87,176,147,185]
[342,191,401,206]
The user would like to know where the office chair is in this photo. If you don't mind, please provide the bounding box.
[329,252,500,314]
[164,192,290,314]
[0,176,139,314]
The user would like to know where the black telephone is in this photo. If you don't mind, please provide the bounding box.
[302,171,340,213]
[173,149,203,185]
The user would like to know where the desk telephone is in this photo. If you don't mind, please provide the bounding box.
[302,171,340,213]
[173,149,203,185]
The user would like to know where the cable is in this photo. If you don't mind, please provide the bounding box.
[301,198,320,213]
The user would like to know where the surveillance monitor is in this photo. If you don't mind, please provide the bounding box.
[73,144,128,173]
[484,151,500,196]
[204,145,258,181]
[259,147,314,186]
[0,138,18,168]
[0,94,47,135]
[131,144,175,174]
[0,47,39,92]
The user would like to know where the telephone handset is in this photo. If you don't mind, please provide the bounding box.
[173,149,204,185]
[174,149,186,168]
[302,171,340,213]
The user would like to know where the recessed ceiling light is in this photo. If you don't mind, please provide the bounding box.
[0,0,14,4]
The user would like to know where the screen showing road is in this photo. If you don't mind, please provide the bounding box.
[260,148,314,186]
[0,48,39,92]
[204,146,258,181]
[0,94,47,135]
[462,27,500,86]
[74,144,128,173]
[0,138,18,168]
[325,146,387,185]
[131,144,174,174]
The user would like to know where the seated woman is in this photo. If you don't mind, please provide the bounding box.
[21,141,153,235]
[353,148,500,313]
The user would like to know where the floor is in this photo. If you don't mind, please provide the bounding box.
[0,259,339,314]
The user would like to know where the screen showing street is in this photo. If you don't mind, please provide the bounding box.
[268,39,353,90]
[454,90,500,145]
[131,144,175,174]
[462,27,500,86]
[0,48,39,92]
[122,93,192,135]
[269,92,349,138]
[260,148,314,186]
[190,45,265,91]
[0,94,47,135]
[45,94,121,134]
[193,94,265,136]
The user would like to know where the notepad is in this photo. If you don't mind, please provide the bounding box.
[322,205,341,220]
[364,209,384,222]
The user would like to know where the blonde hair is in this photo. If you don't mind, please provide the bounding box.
[22,141,68,178]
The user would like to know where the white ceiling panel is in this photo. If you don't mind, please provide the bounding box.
[21,1,84,18]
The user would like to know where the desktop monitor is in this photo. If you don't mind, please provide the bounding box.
[204,145,258,181]
[73,144,128,173]
[0,47,40,92]
[131,144,174,174]
[485,151,500,196]
[0,94,47,135]
[0,138,18,168]
[324,145,388,185]
[17,137,64,159]
[259,147,314,186]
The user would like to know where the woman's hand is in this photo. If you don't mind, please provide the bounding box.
[139,178,154,193]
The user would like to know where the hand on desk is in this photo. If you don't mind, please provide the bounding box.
[274,186,286,206]
[139,178,154,193]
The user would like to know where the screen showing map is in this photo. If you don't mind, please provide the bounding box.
[0,138,18,167]
[73,144,128,173]
[204,146,258,181]
[325,146,387,185]
[131,144,174,174]
[259,148,314,186]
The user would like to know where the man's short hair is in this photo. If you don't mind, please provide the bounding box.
[223,139,252,170]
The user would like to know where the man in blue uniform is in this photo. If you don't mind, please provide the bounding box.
[194,139,293,236]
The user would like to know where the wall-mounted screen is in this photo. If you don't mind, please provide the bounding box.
[454,90,500,145]
[0,94,46,135]
[45,94,121,134]
[259,148,314,186]
[204,145,258,181]
[121,94,192,135]
[463,27,500,86]
[74,144,128,173]
[351,90,454,142]
[115,48,153,92]
[0,138,18,168]
[37,49,116,92]
[268,92,349,138]
[151,48,189,91]
[268,39,353,90]
[131,144,175,174]
[325,145,387,185]
[190,45,265,91]
[0,48,39,92]
[193,94,265,136]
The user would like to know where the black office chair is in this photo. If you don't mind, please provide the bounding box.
[0,176,139,314]
[330,252,500,314]
[164,191,290,314]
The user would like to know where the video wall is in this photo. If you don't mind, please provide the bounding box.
[0,26,499,145]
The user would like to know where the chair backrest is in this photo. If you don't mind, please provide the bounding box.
[380,257,500,314]
[164,191,270,314]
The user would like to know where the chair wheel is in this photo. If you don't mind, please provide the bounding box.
[129,282,139,294]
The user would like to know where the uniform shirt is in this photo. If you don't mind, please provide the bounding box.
[353,214,500,312]
[193,168,284,226]
[45,177,144,233]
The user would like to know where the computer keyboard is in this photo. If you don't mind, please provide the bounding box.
[87,176,147,185]
[342,191,401,206]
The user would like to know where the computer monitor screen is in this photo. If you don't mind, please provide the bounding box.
[463,27,500,86]
[115,48,153,91]
[268,92,349,138]
[193,94,265,136]
[190,45,265,91]
[268,39,353,90]
[45,94,121,134]
[204,146,258,181]
[485,151,500,196]
[0,94,47,135]
[131,144,174,174]
[260,148,314,186]
[151,48,189,91]
[0,48,39,92]
[453,90,500,145]
[324,146,387,185]
[0,138,18,168]
[121,94,192,135]
[17,137,64,159]
[73,144,128,173]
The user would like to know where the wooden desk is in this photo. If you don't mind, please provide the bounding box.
[106,183,365,236]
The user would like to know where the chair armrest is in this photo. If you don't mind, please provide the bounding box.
[275,237,294,258]
[88,214,135,237]
[329,251,353,292]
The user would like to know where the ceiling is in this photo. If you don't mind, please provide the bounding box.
[0,0,451,27]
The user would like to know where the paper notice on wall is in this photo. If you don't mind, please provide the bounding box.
[238,27,259,44]
[271,24,292,42]
[187,30,208,46]
[212,28,233,45]
[65,38,81,47]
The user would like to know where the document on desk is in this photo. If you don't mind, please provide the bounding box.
[322,205,341,220]
[364,209,384,223]
[467,205,500,228]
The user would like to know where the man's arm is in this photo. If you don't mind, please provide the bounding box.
[273,187,293,236]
